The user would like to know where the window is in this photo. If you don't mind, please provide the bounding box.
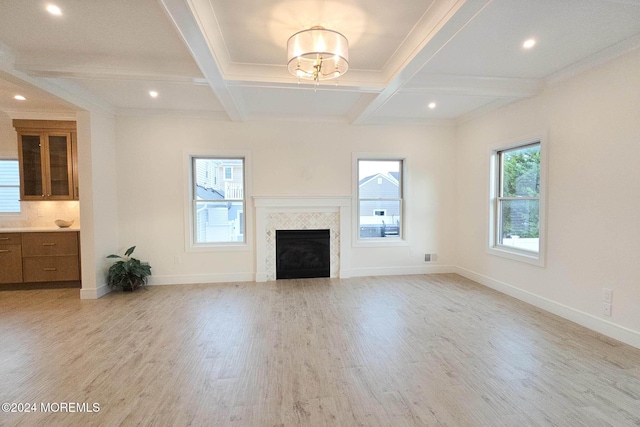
[0,159,20,213]
[192,157,244,244]
[224,166,233,180]
[491,140,545,264]
[357,159,403,239]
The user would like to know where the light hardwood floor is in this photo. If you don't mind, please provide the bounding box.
[1,274,639,426]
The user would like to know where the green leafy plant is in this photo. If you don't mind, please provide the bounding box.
[106,246,152,291]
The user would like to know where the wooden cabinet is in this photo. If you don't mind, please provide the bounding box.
[0,233,23,284]
[71,131,79,200]
[22,232,80,282]
[13,120,79,201]
[0,231,80,286]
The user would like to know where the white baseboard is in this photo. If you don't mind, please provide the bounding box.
[455,266,640,350]
[148,272,255,286]
[80,284,110,300]
[344,264,455,278]
[121,267,451,286]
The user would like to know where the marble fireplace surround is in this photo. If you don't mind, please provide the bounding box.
[254,196,351,282]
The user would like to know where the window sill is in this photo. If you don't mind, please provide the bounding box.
[187,242,251,253]
[488,245,544,267]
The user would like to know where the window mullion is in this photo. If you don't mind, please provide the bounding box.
[497,197,539,201]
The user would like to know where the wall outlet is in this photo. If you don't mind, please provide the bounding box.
[603,302,612,317]
[174,256,182,265]
[602,288,613,303]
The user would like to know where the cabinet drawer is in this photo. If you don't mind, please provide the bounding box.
[23,256,79,282]
[0,233,22,245]
[0,245,23,284]
[22,232,78,256]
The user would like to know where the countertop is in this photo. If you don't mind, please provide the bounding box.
[0,226,80,233]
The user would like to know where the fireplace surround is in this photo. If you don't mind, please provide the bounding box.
[254,196,351,281]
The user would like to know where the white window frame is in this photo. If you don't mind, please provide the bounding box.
[488,133,547,266]
[183,150,252,252]
[0,158,21,215]
[352,153,408,247]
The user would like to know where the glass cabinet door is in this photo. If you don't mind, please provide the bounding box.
[47,134,72,198]
[14,121,78,202]
[20,134,44,198]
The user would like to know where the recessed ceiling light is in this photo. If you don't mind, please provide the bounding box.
[523,39,536,49]
[46,4,62,15]
[428,102,436,109]
[14,95,26,101]
[149,91,159,98]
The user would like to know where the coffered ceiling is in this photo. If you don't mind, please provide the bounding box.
[1,0,639,124]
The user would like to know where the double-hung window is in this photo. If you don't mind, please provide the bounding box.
[0,159,20,213]
[192,157,245,244]
[491,140,544,264]
[357,159,403,239]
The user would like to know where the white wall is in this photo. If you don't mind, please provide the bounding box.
[78,109,119,299]
[0,112,15,156]
[455,48,640,344]
[115,118,457,283]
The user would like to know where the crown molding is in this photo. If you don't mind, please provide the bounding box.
[116,108,229,120]
[222,63,387,90]
[455,97,520,126]
[545,32,640,85]
[244,113,349,124]
[360,116,456,127]
[2,110,77,121]
[225,78,384,94]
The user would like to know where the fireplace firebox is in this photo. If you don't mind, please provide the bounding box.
[276,229,330,279]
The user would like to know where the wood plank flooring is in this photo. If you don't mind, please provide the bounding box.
[1,274,639,426]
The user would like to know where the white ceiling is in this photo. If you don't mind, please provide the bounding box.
[1,0,639,125]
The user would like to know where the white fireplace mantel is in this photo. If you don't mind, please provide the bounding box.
[253,196,352,282]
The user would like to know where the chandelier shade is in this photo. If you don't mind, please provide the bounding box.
[287,26,349,82]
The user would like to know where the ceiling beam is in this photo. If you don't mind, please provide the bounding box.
[0,60,115,114]
[402,75,542,98]
[350,0,493,125]
[15,56,207,84]
[158,0,245,121]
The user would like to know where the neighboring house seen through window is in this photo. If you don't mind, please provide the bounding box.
[494,142,541,253]
[0,159,20,213]
[358,159,403,239]
[192,157,245,244]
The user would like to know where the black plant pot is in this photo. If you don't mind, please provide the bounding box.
[121,280,142,292]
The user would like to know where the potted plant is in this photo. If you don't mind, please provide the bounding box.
[106,246,152,292]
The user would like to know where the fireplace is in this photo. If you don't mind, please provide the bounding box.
[253,196,350,281]
[276,229,330,279]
